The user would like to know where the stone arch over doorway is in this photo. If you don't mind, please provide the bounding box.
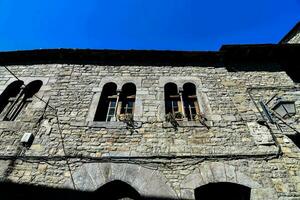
[93,180,141,199]
[194,182,251,200]
[180,162,278,200]
[64,163,178,199]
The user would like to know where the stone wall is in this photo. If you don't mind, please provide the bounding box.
[0,64,299,199]
[286,30,300,44]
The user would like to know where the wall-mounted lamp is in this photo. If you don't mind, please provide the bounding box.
[272,98,296,118]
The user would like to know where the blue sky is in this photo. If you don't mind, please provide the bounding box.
[0,0,299,51]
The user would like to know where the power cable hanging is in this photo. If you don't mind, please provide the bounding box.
[2,66,77,190]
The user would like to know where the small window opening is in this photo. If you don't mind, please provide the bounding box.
[165,83,180,115]
[119,83,136,116]
[94,82,117,122]
[183,83,200,121]
[194,182,251,200]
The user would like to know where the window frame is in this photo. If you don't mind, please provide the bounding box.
[86,78,142,128]
[159,77,211,127]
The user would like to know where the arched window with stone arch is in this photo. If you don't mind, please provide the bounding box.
[164,82,180,116]
[94,82,136,122]
[164,82,202,121]
[93,180,141,199]
[94,82,118,122]
[183,82,200,121]
[119,83,136,116]
[194,182,251,200]
[0,80,43,121]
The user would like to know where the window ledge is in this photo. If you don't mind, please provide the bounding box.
[162,121,212,128]
[88,121,127,129]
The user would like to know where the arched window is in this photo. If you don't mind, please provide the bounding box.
[164,82,201,121]
[93,180,141,199]
[194,182,251,200]
[0,80,43,121]
[119,83,136,116]
[183,83,200,121]
[164,83,180,115]
[94,82,118,122]
[94,82,136,122]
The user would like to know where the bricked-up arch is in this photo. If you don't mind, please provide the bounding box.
[0,80,24,116]
[64,163,178,199]
[180,163,278,200]
[194,182,251,200]
[94,82,118,121]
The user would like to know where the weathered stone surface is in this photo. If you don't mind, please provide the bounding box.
[65,163,178,198]
[0,59,299,199]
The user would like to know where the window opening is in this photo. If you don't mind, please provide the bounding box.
[106,97,117,122]
[165,83,181,115]
[183,83,200,121]
[119,83,136,116]
[94,82,118,122]
[94,82,136,122]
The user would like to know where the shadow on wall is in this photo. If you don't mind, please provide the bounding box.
[285,65,300,83]
[194,182,251,200]
[0,181,184,200]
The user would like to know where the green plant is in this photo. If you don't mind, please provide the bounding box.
[194,113,210,129]
[165,112,179,130]
[174,111,183,120]
[118,113,135,128]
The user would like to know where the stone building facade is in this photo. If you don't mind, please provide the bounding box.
[0,25,299,200]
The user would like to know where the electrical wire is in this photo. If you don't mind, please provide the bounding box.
[2,66,298,187]
[247,86,300,157]
[2,66,77,189]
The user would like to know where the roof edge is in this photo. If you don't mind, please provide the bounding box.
[279,21,300,44]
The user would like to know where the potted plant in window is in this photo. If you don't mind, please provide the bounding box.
[174,111,184,120]
[118,113,134,128]
[165,112,183,130]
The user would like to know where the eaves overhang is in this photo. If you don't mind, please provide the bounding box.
[0,49,222,66]
[0,44,299,68]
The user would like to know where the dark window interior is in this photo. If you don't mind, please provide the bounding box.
[195,182,251,200]
[120,83,136,115]
[94,82,117,121]
[164,82,179,115]
[183,83,198,121]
